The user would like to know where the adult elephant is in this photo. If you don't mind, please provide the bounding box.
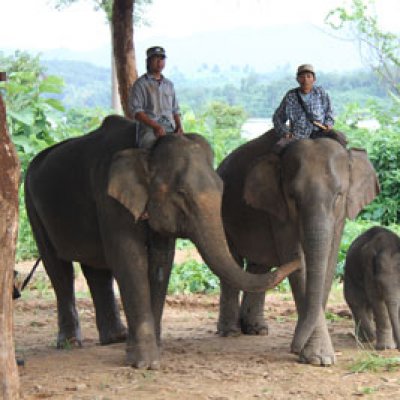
[25,116,298,370]
[217,131,380,366]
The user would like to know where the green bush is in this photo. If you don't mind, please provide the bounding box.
[168,260,220,294]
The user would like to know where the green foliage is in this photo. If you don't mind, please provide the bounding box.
[1,51,110,260]
[182,101,246,167]
[325,0,400,96]
[168,260,220,294]
[337,100,400,226]
[350,352,400,373]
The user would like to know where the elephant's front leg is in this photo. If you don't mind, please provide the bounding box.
[297,309,336,366]
[147,231,175,343]
[217,252,243,337]
[100,210,159,369]
[240,262,269,335]
[114,253,160,369]
[289,269,336,366]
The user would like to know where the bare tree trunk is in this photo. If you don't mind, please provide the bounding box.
[111,53,123,114]
[112,0,138,119]
[0,72,20,399]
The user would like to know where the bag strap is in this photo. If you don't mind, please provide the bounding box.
[296,89,314,123]
[296,89,327,131]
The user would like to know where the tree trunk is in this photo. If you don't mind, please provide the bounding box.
[111,52,123,114]
[112,0,138,119]
[0,72,20,399]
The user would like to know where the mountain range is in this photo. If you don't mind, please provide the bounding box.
[36,23,363,75]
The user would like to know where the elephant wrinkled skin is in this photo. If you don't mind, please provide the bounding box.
[344,226,400,350]
[217,132,380,366]
[25,116,298,369]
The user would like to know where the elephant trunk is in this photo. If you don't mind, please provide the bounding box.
[386,300,400,349]
[189,205,299,293]
[293,218,332,351]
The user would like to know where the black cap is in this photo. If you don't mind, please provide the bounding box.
[146,46,166,59]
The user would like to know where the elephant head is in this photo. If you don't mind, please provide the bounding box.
[243,138,380,351]
[107,134,298,293]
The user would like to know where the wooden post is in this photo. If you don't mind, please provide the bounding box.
[0,71,21,399]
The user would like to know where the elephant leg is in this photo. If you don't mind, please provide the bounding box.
[26,198,81,347]
[298,309,335,366]
[239,262,269,336]
[372,299,395,350]
[217,250,243,337]
[289,266,335,366]
[44,256,81,348]
[80,264,127,345]
[147,231,175,344]
[344,281,375,343]
[99,207,159,369]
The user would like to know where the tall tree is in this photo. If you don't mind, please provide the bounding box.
[325,0,400,96]
[51,0,152,114]
[0,72,20,399]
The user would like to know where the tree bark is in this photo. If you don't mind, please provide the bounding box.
[0,73,20,399]
[112,0,138,119]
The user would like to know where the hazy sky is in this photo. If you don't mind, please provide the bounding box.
[2,0,399,52]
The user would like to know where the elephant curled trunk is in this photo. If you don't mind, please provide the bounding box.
[191,208,299,293]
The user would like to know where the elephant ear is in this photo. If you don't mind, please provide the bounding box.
[243,154,288,221]
[347,148,380,220]
[107,148,149,222]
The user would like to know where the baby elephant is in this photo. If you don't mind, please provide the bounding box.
[344,226,400,350]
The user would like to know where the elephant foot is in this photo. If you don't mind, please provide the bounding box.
[375,341,396,351]
[217,322,241,337]
[126,343,160,370]
[57,335,82,349]
[355,326,375,344]
[291,326,335,366]
[99,325,128,345]
[240,318,269,336]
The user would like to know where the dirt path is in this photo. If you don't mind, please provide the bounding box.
[13,264,400,399]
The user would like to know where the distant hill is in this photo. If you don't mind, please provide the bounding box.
[39,23,364,74]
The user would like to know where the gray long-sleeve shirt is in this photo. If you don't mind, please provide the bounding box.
[129,73,180,131]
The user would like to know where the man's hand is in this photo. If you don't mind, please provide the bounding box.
[153,125,166,137]
[284,132,294,139]
[174,126,184,135]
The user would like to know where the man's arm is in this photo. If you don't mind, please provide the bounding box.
[134,111,166,137]
[323,91,335,129]
[173,113,183,134]
[272,95,292,138]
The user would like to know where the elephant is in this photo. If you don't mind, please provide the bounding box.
[24,116,299,370]
[344,226,400,350]
[216,131,380,366]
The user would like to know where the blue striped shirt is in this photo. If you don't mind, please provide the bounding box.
[273,86,334,138]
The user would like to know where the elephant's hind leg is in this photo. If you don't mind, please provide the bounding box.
[26,200,81,348]
[81,264,127,345]
[239,262,269,336]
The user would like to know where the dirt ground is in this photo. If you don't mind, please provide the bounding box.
[13,259,400,400]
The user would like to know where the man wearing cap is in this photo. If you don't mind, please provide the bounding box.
[129,46,184,148]
[273,64,334,140]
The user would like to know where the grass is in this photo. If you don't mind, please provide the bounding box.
[350,351,400,373]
